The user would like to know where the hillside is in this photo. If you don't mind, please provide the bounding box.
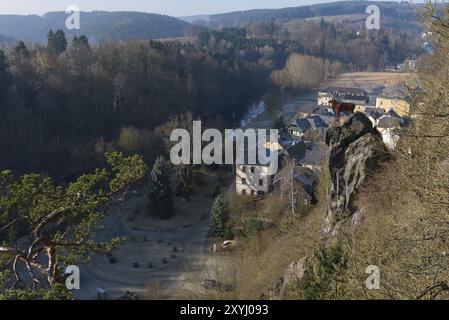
[0,2,424,44]
[0,11,190,43]
[187,1,424,33]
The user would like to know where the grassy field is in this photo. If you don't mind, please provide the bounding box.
[322,72,418,92]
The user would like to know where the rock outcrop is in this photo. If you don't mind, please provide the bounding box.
[273,113,388,299]
[324,112,388,237]
[273,257,306,299]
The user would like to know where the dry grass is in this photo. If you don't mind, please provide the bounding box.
[323,72,418,92]
[144,283,163,300]
[339,154,449,300]
[233,208,325,299]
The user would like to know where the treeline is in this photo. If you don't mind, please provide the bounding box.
[0,30,267,179]
[0,11,190,43]
[283,19,423,71]
[195,20,422,72]
[205,1,423,33]
[271,53,342,90]
[0,22,424,179]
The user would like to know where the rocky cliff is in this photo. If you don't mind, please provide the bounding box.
[273,112,388,298]
[324,112,388,238]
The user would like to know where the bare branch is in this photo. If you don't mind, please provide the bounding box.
[416,282,449,300]
[0,216,30,233]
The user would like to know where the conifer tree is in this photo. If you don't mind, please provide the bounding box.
[47,29,68,56]
[210,194,229,237]
[148,156,174,218]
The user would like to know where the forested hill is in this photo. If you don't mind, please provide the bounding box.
[0,11,190,44]
[0,2,424,44]
[185,1,424,33]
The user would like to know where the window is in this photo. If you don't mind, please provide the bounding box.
[242,178,247,185]
[241,166,246,173]
[242,189,247,196]
[257,191,265,196]
[259,179,264,186]
[250,167,255,174]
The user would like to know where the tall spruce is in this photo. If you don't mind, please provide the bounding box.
[47,29,68,56]
[210,194,229,238]
[148,156,174,218]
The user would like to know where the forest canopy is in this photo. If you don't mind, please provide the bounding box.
[0,16,423,179]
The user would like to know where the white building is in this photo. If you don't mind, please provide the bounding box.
[235,164,275,196]
[235,139,282,197]
[377,115,402,150]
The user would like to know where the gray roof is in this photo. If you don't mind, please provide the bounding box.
[274,165,317,201]
[365,107,385,114]
[319,87,368,97]
[364,107,385,120]
[294,167,318,198]
[289,115,328,133]
[284,141,307,160]
[377,115,401,129]
[343,94,369,102]
[299,143,328,166]
[385,109,401,118]
[379,82,411,100]
[297,102,317,114]
[308,115,328,128]
[313,106,335,116]
[310,107,335,126]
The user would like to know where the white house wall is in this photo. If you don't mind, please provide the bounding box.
[236,165,273,195]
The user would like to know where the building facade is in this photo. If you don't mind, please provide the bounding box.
[318,87,369,107]
[235,164,275,196]
[376,97,410,117]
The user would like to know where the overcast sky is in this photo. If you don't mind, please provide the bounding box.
[0,0,398,17]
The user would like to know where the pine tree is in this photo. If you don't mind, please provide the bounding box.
[148,156,174,219]
[210,194,229,238]
[14,41,30,58]
[47,29,68,56]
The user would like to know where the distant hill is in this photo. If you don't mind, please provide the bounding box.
[0,11,190,44]
[186,1,424,33]
[180,15,211,24]
[0,2,425,45]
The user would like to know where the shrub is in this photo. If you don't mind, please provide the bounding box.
[109,257,118,264]
[289,242,348,300]
[148,156,174,219]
